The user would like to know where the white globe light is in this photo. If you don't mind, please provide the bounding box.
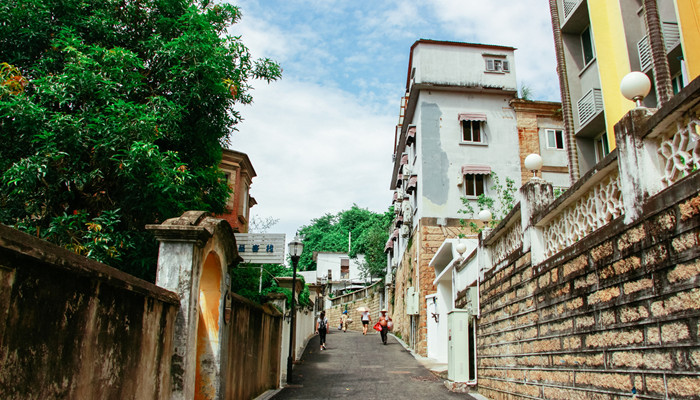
[478,209,492,222]
[524,153,543,172]
[620,71,651,102]
[455,242,467,255]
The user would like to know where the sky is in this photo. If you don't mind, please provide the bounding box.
[226,0,562,245]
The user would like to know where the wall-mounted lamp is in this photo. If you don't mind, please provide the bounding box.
[620,71,651,108]
[524,153,543,178]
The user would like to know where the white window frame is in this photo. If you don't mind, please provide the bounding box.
[464,174,486,198]
[594,133,609,163]
[484,57,510,73]
[545,129,565,150]
[461,120,484,143]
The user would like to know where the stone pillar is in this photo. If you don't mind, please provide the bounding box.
[519,178,554,265]
[614,108,663,224]
[147,211,213,400]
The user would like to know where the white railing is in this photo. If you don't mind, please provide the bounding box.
[577,88,603,128]
[542,170,623,258]
[637,22,681,72]
[491,218,522,265]
[663,22,680,51]
[637,36,652,72]
[657,116,700,188]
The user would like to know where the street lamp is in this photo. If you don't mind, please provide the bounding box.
[286,235,304,384]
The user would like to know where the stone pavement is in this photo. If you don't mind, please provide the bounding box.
[268,329,478,400]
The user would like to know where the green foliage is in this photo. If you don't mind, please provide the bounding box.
[459,172,517,234]
[229,263,311,308]
[519,83,533,101]
[296,204,392,279]
[0,0,281,280]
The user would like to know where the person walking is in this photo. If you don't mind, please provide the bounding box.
[341,310,349,332]
[316,311,328,350]
[378,309,392,345]
[361,309,371,335]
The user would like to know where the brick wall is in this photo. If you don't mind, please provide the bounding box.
[476,174,700,399]
[327,288,382,333]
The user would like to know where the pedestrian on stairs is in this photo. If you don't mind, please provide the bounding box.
[316,311,328,350]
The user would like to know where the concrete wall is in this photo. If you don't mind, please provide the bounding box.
[0,224,178,400]
[224,293,282,399]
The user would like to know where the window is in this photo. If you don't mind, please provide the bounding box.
[595,134,609,162]
[340,258,349,279]
[581,26,595,65]
[484,57,510,73]
[546,129,565,149]
[462,120,482,143]
[464,174,485,197]
[672,73,684,95]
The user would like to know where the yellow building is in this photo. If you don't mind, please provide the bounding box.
[550,0,700,179]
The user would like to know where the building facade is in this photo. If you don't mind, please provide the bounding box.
[217,148,257,233]
[385,40,567,357]
[549,0,700,179]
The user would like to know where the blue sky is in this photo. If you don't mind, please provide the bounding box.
[227,0,561,244]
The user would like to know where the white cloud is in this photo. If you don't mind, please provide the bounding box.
[426,0,560,101]
[232,79,395,240]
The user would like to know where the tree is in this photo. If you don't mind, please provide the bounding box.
[296,205,392,276]
[459,172,517,234]
[0,0,281,280]
[248,215,280,233]
[229,263,311,309]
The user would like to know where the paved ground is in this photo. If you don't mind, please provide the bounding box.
[271,329,477,400]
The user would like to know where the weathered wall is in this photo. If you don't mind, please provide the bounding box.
[0,224,178,400]
[224,293,282,400]
[476,168,700,399]
[327,281,383,333]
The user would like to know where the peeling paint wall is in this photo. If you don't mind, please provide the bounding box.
[0,224,178,400]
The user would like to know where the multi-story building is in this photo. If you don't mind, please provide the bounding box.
[549,0,700,179]
[385,40,567,357]
[217,148,257,233]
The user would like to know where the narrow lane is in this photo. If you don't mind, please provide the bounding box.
[273,329,475,399]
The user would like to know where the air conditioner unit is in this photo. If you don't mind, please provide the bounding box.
[400,224,410,237]
[403,164,412,176]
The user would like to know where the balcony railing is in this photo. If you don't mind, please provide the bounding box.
[576,88,603,128]
[637,22,681,72]
[563,0,581,19]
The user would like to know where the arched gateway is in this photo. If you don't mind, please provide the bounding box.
[147,211,242,400]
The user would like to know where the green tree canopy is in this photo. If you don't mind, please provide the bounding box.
[0,0,281,280]
[296,205,392,279]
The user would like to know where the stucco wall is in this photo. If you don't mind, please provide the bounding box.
[0,224,178,400]
[224,293,282,399]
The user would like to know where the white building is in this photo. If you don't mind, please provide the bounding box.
[299,252,372,296]
[385,40,567,363]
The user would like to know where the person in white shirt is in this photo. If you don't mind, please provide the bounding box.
[361,310,371,335]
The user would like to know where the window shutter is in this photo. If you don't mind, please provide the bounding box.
[502,60,510,72]
[486,59,494,71]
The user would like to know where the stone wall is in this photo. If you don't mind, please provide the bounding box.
[0,224,179,400]
[327,281,382,333]
[477,175,700,399]
[475,79,700,399]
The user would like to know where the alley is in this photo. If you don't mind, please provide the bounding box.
[272,329,476,400]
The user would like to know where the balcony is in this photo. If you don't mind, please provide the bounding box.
[637,22,681,72]
[563,0,581,19]
[576,88,603,129]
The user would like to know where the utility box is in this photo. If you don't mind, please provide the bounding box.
[406,286,419,315]
[448,310,476,383]
[465,286,479,317]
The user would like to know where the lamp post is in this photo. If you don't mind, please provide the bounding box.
[286,235,304,384]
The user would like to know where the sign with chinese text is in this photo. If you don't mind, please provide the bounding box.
[234,233,286,264]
